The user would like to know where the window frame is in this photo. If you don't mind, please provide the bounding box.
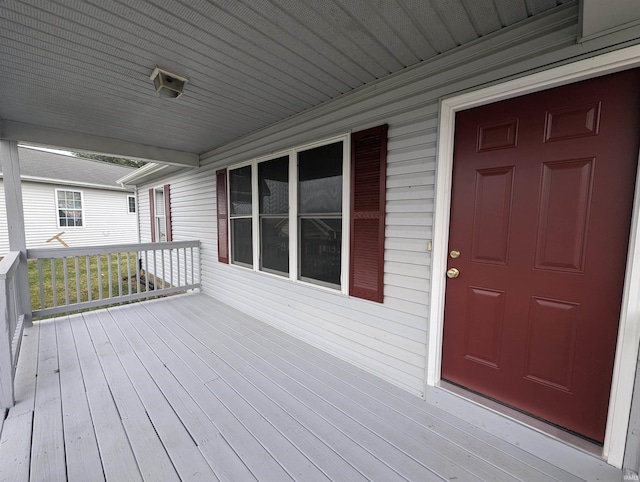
[55,189,84,228]
[127,195,136,214]
[150,185,172,243]
[227,134,350,294]
[228,163,255,268]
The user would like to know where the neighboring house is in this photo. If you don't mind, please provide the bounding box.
[0,147,138,255]
[3,1,640,477]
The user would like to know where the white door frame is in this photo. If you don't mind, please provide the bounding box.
[427,44,640,468]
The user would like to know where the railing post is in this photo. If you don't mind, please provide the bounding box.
[0,140,32,326]
[0,257,16,408]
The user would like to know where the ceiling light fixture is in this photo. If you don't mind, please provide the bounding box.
[149,66,188,98]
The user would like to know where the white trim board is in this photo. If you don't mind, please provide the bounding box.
[427,43,640,469]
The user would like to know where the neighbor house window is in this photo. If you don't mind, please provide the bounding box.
[56,190,83,227]
[217,125,388,302]
[127,195,136,214]
[149,185,172,242]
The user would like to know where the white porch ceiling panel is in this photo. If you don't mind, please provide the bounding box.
[0,0,570,156]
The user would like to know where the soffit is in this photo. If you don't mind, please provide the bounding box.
[0,0,570,156]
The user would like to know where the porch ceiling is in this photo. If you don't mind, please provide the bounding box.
[0,0,570,158]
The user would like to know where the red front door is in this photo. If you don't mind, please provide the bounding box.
[441,69,640,443]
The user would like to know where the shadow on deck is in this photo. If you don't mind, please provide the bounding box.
[0,293,621,481]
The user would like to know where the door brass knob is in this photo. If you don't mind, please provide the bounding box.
[446,268,460,279]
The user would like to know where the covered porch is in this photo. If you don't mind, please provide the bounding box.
[0,293,619,481]
[3,1,640,480]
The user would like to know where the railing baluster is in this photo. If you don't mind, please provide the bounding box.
[152,249,157,291]
[75,256,81,304]
[108,253,112,299]
[51,258,57,308]
[86,255,91,302]
[136,252,141,295]
[177,248,181,288]
[38,259,44,310]
[127,252,132,295]
[117,252,123,297]
[170,249,174,288]
[161,248,166,289]
[190,246,194,286]
[97,254,103,300]
[63,257,70,306]
[144,250,150,292]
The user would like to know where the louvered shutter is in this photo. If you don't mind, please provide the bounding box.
[164,184,172,242]
[216,169,229,264]
[149,188,156,242]
[349,124,388,302]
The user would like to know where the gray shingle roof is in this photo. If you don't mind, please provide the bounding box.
[0,147,136,189]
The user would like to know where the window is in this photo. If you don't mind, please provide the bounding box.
[127,195,136,214]
[298,142,343,287]
[149,185,172,242]
[259,156,289,275]
[226,138,347,289]
[56,190,83,227]
[229,165,253,266]
[218,125,387,302]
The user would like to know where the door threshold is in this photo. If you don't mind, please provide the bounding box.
[426,381,617,480]
[437,380,602,456]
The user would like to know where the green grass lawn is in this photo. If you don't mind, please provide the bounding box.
[29,252,151,314]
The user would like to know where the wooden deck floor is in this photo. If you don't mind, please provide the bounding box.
[0,293,621,481]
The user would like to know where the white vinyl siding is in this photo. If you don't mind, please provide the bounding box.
[0,180,138,251]
[135,8,586,396]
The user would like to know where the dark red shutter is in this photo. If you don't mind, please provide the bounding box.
[216,169,229,264]
[350,124,388,302]
[164,184,172,242]
[149,188,156,242]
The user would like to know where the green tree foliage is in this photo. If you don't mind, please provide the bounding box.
[74,152,147,168]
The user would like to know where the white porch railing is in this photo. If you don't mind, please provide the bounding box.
[0,251,26,409]
[27,241,201,318]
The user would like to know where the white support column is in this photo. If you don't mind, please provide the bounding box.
[0,140,31,325]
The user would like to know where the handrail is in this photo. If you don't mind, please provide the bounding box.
[27,240,201,318]
[0,251,25,408]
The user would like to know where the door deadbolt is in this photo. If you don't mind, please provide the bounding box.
[450,250,460,259]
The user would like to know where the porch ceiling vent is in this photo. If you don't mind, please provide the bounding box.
[149,66,188,98]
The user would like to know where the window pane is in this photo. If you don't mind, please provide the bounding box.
[261,218,289,274]
[230,165,253,215]
[232,218,253,266]
[128,196,136,213]
[298,142,343,214]
[157,217,166,242]
[259,156,288,214]
[155,190,165,216]
[299,218,341,286]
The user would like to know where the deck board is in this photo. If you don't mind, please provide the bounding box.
[55,316,104,481]
[205,299,577,482]
[0,293,623,481]
[108,304,255,482]
[30,319,66,482]
[173,298,519,482]
[69,312,140,482]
